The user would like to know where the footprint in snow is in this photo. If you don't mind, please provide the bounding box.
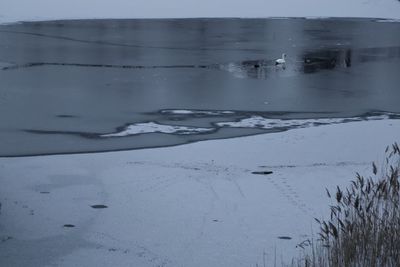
[277,236,292,240]
[91,204,108,209]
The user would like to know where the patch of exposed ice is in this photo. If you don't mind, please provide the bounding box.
[100,122,213,137]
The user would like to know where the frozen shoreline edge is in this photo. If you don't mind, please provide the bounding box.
[2,117,398,159]
[4,114,400,158]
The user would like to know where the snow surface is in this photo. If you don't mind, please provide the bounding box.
[161,110,235,116]
[1,0,400,24]
[216,114,390,130]
[100,122,213,137]
[99,114,391,138]
[0,120,399,266]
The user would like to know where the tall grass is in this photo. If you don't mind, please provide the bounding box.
[296,143,400,267]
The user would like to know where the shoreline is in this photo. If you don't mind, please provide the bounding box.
[2,16,399,22]
[1,111,399,158]
[1,16,400,27]
[1,0,400,24]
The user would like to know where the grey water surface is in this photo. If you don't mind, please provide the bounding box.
[0,18,400,156]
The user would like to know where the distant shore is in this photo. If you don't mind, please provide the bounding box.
[1,0,400,24]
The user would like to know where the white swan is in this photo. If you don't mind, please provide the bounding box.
[275,53,286,65]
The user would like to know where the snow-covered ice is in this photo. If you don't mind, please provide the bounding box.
[0,119,399,266]
[98,113,393,138]
[160,109,235,116]
[216,114,390,130]
[100,122,214,137]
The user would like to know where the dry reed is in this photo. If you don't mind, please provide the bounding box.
[295,143,400,267]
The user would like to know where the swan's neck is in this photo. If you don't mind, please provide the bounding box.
[282,54,286,59]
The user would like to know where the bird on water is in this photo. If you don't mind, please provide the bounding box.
[275,53,286,66]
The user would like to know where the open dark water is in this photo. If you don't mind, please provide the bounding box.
[0,18,400,156]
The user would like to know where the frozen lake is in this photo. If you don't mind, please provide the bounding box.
[1,18,400,156]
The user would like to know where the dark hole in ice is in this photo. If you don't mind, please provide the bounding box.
[63,224,75,228]
[252,171,273,175]
[39,191,50,194]
[278,236,292,240]
[213,219,219,222]
[91,204,108,209]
